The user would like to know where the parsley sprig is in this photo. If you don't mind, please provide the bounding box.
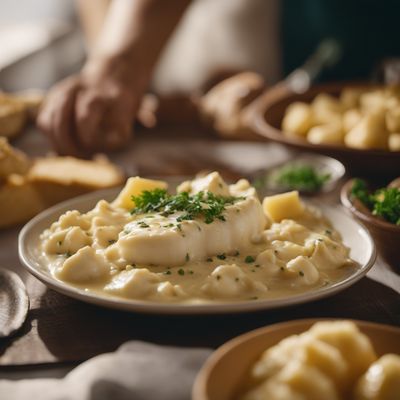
[131,189,242,224]
[351,179,400,225]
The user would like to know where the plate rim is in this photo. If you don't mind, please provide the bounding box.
[18,188,377,315]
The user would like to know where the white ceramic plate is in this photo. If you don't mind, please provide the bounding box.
[19,188,376,315]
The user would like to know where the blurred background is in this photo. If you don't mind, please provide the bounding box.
[2,0,400,93]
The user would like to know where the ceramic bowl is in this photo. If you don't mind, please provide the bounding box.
[192,318,400,400]
[249,82,400,178]
[341,179,400,266]
[251,152,345,196]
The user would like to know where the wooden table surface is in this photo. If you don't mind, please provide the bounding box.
[0,127,399,369]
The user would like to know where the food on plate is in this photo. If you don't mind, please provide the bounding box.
[255,162,331,193]
[0,174,44,228]
[0,139,124,228]
[0,137,31,180]
[0,90,45,139]
[39,172,356,303]
[200,72,265,139]
[28,156,124,206]
[0,93,27,139]
[239,321,400,400]
[281,86,400,151]
[351,179,400,226]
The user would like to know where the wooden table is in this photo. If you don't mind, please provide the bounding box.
[1,127,399,371]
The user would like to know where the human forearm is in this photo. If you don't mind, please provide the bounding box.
[83,0,191,89]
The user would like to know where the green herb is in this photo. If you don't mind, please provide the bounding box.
[245,255,255,263]
[164,270,172,275]
[233,250,240,256]
[325,229,332,235]
[189,270,194,275]
[108,239,116,245]
[267,164,330,192]
[131,189,242,224]
[206,257,213,262]
[299,271,305,277]
[65,251,72,258]
[185,253,190,262]
[216,253,226,260]
[138,221,149,228]
[178,268,185,276]
[351,179,400,225]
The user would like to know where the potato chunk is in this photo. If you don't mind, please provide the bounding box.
[388,133,400,151]
[355,354,400,400]
[307,123,344,145]
[263,191,304,222]
[311,93,342,125]
[113,177,167,209]
[343,109,363,132]
[385,104,400,133]
[345,113,389,150]
[282,102,313,137]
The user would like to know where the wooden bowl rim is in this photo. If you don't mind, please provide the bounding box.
[192,318,400,400]
[340,179,400,232]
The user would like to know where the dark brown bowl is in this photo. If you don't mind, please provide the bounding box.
[249,82,400,178]
[341,179,400,266]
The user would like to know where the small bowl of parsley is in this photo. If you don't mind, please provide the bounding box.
[341,178,400,265]
[253,154,345,195]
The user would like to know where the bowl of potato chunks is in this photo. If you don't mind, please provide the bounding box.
[251,82,400,177]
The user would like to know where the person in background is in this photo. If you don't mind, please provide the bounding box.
[38,0,400,155]
[37,0,279,155]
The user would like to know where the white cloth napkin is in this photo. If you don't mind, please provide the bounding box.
[0,341,212,400]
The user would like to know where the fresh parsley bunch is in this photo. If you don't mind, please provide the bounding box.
[351,179,400,225]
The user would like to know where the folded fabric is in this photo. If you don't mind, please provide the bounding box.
[0,341,212,400]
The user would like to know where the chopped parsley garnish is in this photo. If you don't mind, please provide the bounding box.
[206,257,213,262]
[233,250,240,256]
[65,251,72,258]
[351,179,400,225]
[185,253,190,262]
[178,268,185,276]
[245,255,255,263]
[216,253,226,260]
[299,271,305,277]
[164,270,172,275]
[131,189,242,224]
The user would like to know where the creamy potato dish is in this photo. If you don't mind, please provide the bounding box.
[39,172,355,304]
[239,321,400,400]
[282,86,400,151]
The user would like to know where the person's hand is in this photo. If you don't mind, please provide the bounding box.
[38,67,142,156]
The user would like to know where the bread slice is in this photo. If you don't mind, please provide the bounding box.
[28,156,125,206]
[0,93,27,139]
[0,137,31,180]
[0,174,44,228]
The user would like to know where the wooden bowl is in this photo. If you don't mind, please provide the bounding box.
[341,179,400,266]
[192,319,400,400]
[249,82,400,178]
